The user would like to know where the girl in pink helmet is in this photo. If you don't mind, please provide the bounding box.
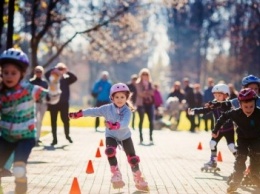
[69,83,149,191]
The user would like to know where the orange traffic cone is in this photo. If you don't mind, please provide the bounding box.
[86,160,94,174]
[197,142,202,150]
[95,147,101,158]
[99,139,104,147]
[69,177,81,194]
[217,151,223,162]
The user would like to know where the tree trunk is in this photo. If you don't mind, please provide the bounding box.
[0,1,4,49]
[6,0,15,48]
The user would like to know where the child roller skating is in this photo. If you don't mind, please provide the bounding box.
[0,48,61,194]
[212,88,260,193]
[69,83,149,191]
[188,84,236,173]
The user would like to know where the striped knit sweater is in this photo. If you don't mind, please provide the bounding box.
[0,81,60,142]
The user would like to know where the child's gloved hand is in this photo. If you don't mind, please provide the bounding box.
[187,108,194,115]
[105,121,120,130]
[207,101,221,109]
[69,110,83,119]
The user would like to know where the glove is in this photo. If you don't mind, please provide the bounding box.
[69,110,83,119]
[187,108,194,115]
[105,121,120,130]
[207,101,221,109]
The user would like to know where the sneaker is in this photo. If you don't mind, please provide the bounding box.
[110,166,125,189]
[66,136,73,143]
[133,170,149,191]
[15,179,27,194]
[50,140,57,146]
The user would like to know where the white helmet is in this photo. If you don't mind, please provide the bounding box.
[110,83,130,98]
[212,83,230,95]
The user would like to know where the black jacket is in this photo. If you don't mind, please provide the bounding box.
[213,107,260,139]
[29,77,48,89]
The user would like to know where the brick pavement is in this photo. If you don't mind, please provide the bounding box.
[1,127,259,194]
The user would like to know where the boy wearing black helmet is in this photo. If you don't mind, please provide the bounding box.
[212,88,260,193]
[0,48,61,194]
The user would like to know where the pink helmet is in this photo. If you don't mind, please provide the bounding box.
[110,83,130,98]
[238,88,257,101]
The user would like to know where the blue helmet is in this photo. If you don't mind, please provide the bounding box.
[0,48,29,72]
[242,75,260,86]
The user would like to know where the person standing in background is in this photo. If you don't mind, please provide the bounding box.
[127,74,138,130]
[153,83,164,120]
[193,83,203,130]
[203,77,215,131]
[166,81,185,126]
[183,77,196,132]
[91,71,112,132]
[30,66,48,146]
[135,68,155,144]
[45,62,77,146]
[228,83,239,100]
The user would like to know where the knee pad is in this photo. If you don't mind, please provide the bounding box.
[13,162,26,178]
[127,155,140,167]
[228,143,237,154]
[105,146,116,157]
[209,140,217,150]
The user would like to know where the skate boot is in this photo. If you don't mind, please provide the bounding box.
[227,181,240,193]
[133,170,149,192]
[201,159,220,172]
[15,178,28,194]
[110,166,125,189]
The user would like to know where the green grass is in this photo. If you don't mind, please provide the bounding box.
[42,109,208,131]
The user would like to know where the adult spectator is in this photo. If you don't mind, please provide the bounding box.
[30,66,48,146]
[183,77,196,132]
[127,74,138,130]
[91,71,112,132]
[228,83,239,100]
[135,68,155,144]
[203,77,215,131]
[166,81,185,127]
[45,62,77,146]
[193,83,203,129]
